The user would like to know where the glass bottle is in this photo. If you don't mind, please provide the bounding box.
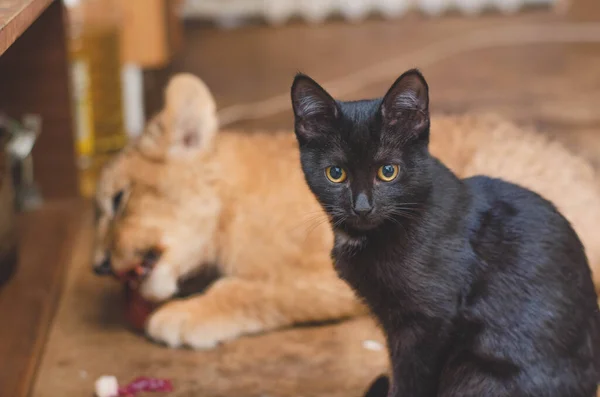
[64,0,127,197]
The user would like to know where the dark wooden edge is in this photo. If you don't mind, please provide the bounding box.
[0,0,54,56]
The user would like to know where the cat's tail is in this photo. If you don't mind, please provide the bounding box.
[362,375,390,397]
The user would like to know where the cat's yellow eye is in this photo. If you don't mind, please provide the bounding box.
[326,166,347,183]
[377,165,399,182]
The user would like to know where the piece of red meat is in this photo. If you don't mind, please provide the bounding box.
[124,283,158,332]
[117,377,173,396]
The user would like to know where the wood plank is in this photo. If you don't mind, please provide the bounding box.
[0,0,53,56]
[0,1,79,200]
[0,199,87,397]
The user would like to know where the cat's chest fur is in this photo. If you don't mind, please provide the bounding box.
[331,220,470,324]
[329,175,537,334]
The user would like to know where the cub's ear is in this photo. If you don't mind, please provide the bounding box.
[163,73,218,157]
[380,69,429,138]
[291,73,339,142]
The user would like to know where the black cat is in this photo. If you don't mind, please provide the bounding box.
[291,69,600,397]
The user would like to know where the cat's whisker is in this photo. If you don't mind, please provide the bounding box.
[389,207,421,212]
[296,208,333,221]
[388,210,420,222]
[296,208,334,226]
[297,213,328,223]
[292,216,329,233]
[389,205,423,212]
[381,214,409,236]
[331,218,348,231]
[298,210,345,234]
[303,217,332,238]
[389,205,424,213]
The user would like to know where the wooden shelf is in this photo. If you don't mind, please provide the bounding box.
[0,0,53,56]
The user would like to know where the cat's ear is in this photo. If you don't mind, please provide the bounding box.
[380,69,429,137]
[162,73,218,157]
[291,74,340,141]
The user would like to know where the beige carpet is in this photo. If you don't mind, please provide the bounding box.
[31,211,388,397]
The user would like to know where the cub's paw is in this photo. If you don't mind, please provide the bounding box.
[145,299,251,350]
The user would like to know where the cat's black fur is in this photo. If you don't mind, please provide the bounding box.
[291,70,600,397]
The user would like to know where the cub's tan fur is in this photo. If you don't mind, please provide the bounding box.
[95,73,600,350]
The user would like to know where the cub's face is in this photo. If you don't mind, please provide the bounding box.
[93,157,131,277]
[92,157,174,303]
[91,73,220,302]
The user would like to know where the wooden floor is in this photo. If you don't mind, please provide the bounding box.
[2,0,600,396]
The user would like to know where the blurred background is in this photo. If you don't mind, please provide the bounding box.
[0,0,599,396]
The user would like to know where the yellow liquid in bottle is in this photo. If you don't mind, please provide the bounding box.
[81,27,126,155]
[68,13,127,197]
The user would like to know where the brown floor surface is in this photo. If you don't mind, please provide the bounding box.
[30,205,388,397]
[28,1,600,396]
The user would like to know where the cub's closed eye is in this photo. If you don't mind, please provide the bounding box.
[326,166,347,183]
[377,165,399,182]
[112,190,125,212]
[94,202,103,221]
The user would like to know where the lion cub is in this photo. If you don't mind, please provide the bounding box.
[94,73,600,349]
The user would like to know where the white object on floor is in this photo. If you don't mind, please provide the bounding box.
[95,375,119,397]
[362,339,385,351]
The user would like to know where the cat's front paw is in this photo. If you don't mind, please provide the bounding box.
[145,299,246,350]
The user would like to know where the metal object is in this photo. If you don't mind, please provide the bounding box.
[0,113,43,211]
[0,117,17,287]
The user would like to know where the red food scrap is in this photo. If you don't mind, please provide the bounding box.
[117,377,173,396]
[124,284,158,332]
